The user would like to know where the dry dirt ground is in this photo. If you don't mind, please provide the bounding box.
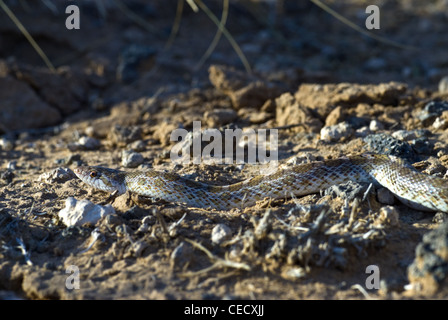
[1,0,448,300]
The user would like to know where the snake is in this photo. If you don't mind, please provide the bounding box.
[73,154,448,212]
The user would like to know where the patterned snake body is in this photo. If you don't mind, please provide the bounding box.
[73,154,448,212]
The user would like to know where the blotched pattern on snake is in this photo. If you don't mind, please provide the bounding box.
[73,154,448,212]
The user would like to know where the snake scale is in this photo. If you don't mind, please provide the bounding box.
[73,154,448,212]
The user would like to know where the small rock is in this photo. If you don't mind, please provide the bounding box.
[355,126,371,137]
[160,207,186,220]
[115,224,132,237]
[324,180,367,202]
[108,124,142,146]
[211,224,232,245]
[84,126,96,138]
[375,206,400,227]
[6,161,17,170]
[170,242,194,268]
[0,170,14,184]
[103,214,121,229]
[409,137,433,154]
[420,161,446,176]
[58,197,115,227]
[283,267,307,280]
[392,129,430,141]
[369,119,384,132]
[38,167,74,183]
[0,137,14,151]
[432,116,448,131]
[238,108,272,124]
[137,215,156,233]
[377,188,395,206]
[121,150,144,168]
[320,122,353,142]
[204,109,237,127]
[132,96,160,115]
[439,76,448,93]
[67,136,101,151]
[129,240,149,257]
[59,154,82,166]
[127,140,146,152]
[276,92,323,133]
[416,101,448,126]
[325,106,345,127]
[432,212,446,224]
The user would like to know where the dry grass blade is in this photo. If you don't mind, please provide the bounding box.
[350,284,378,300]
[192,0,252,73]
[164,0,184,49]
[41,0,58,15]
[0,0,55,72]
[183,238,251,276]
[310,0,419,51]
[194,0,229,71]
[185,0,198,13]
[154,208,169,235]
[113,0,160,37]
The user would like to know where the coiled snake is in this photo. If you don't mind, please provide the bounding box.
[73,154,448,212]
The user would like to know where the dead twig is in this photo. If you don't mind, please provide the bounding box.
[180,238,251,276]
[0,0,55,72]
[16,237,33,266]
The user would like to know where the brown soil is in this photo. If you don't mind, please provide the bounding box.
[1,0,448,300]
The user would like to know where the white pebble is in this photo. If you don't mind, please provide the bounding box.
[439,76,448,93]
[80,136,100,149]
[355,126,371,137]
[211,224,232,245]
[58,197,115,227]
[392,130,416,141]
[432,117,448,130]
[67,136,100,151]
[6,161,17,170]
[0,137,14,151]
[320,122,353,142]
[85,126,96,137]
[369,120,384,132]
